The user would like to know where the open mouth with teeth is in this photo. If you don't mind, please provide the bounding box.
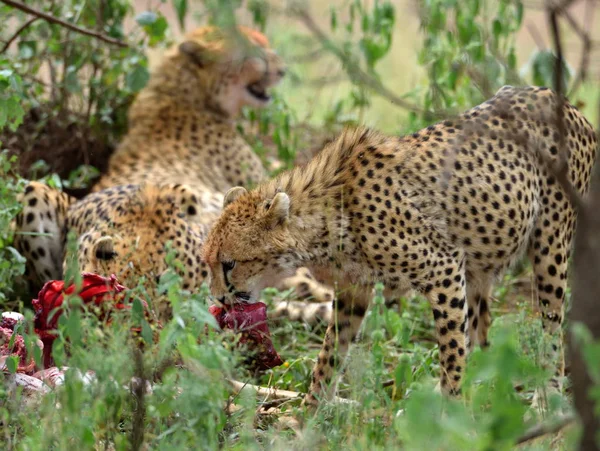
[246,82,271,102]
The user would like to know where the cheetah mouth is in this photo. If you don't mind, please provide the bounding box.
[247,82,271,102]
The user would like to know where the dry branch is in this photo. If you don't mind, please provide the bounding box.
[228,379,303,402]
[545,3,585,210]
[227,379,358,406]
[515,414,575,445]
[546,1,600,450]
[0,0,129,48]
[1,16,38,54]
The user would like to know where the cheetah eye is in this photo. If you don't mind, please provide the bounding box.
[222,261,236,272]
[95,249,118,261]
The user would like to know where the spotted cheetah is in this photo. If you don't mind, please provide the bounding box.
[14,26,333,323]
[94,25,283,195]
[202,86,597,403]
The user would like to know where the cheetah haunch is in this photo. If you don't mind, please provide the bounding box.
[203,86,597,402]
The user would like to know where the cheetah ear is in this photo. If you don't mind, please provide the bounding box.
[93,236,117,261]
[179,41,211,68]
[223,186,247,208]
[265,192,290,227]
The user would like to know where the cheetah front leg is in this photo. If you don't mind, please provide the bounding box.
[422,262,469,395]
[304,284,371,406]
[528,220,570,403]
[466,283,493,352]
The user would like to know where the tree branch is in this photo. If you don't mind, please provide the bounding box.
[1,16,38,54]
[544,2,585,211]
[0,0,128,48]
[515,414,575,445]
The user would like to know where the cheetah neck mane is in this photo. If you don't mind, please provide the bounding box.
[257,126,386,260]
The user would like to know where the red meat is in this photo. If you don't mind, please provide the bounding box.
[32,273,130,367]
[209,302,283,370]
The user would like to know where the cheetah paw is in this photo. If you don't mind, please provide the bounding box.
[280,267,334,303]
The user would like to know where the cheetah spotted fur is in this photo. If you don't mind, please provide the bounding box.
[202,86,597,403]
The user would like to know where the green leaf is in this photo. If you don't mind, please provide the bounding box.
[0,98,7,128]
[126,64,149,92]
[146,16,169,45]
[248,0,268,31]
[6,355,17,374]
[492,18,502,41]
[65,309,82,344]
[17,41,36,59]
[136,11,157,26]
[173,0,188,29]
[82,427,95,446]
[507,47,517,70]
[530,50,571,91]
[141,319,153,344]
[515,1,524,26]
[132,297,144,322]
[4,97,24,131]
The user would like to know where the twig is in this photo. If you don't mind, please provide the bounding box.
[545,3,585,211]
[0,0,128,48]
[228,379,304,401]
[382,379,395,388]
[526,22,547,50]
[130,348,146,451]
[227,379,358,406]
[259,396,303,410]
[563,3,594,96]
[0,16,38,54]
[515,414,575,445]
[291,7,450,120]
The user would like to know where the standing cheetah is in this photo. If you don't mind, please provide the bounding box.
[202,86,597,402]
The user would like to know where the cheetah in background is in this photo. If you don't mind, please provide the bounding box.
[202,85,597,403]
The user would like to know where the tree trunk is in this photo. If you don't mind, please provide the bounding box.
[570,136,600,451]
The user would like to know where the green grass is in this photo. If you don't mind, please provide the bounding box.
[0,251,579,449]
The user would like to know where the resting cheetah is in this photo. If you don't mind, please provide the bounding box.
[202,86,597,403]
[94,25,284,195]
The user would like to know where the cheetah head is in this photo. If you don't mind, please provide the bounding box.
[170,25,285,118]
[203,186,299,305]
[72,185,207,300]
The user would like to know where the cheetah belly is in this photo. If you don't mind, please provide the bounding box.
[442,155,541,280]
